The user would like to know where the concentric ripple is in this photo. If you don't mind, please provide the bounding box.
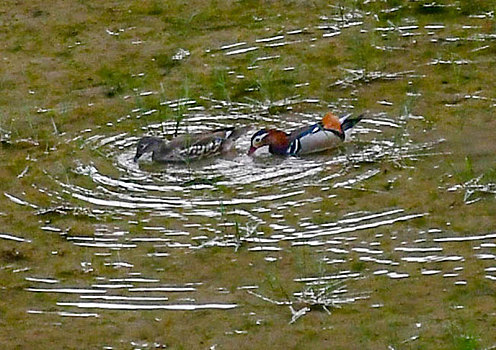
[4,4,494,331]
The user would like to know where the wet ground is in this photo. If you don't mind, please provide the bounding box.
[1,1,496,349]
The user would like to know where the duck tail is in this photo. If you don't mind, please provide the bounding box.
[340,113,364,132]
[224,126,250,140]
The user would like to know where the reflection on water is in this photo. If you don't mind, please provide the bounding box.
[2,4,495,343]
[9,97,491,322]
[15,106,457,318]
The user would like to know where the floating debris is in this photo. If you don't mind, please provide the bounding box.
[447,175,496,204]
[330,69,416,88]
[172,48,191,61]
[105,28,121,36]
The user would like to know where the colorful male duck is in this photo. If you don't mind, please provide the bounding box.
[134,127,246,163]
[248,112,364,156]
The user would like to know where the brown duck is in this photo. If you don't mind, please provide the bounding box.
[134,127,246,163]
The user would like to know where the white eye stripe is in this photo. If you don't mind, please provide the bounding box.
[253,135,265,144]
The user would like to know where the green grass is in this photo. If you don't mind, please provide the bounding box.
[1,0,496,348]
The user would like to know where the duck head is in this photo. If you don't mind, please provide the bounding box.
[248,129,270,155]
[248,129,291,156]
[134,136,163,162]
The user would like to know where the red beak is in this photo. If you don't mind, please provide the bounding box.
[247,146,257,156]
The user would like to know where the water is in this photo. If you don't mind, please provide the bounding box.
[2,1,496,347]
[14,103,457,318]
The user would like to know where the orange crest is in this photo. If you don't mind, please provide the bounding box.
[322,112,342,132]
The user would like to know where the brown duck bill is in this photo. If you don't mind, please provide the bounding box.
[247,146,257,156]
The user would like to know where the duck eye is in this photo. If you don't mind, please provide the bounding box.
[254,135,265,144]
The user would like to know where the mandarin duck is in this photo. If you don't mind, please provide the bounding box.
[134,127,247,163]
[248,112,364,156]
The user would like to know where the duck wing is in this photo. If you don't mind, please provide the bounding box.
[288,124,316,143]
[155,127,247,162]
[188,126,250,155]
[286,122,344,156]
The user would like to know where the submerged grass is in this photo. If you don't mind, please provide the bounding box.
[1,0,496,348]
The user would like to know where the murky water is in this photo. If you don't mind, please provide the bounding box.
[14,105,431,312]
[11,103,486,318]
[3,2,496,347]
